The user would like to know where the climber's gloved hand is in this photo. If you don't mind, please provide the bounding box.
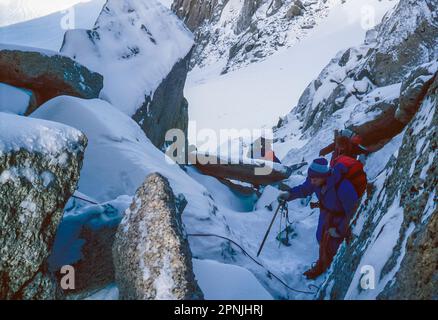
[277,191,290,202]
[328,227,341,238]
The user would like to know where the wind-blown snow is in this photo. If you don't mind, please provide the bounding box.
[60,0,194,117]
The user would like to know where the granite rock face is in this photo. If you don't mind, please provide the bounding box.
[113,173,203,300]
[289,0,438,144]
[0,47,103,114]
[317,70,437,300]
[0,113,87,299]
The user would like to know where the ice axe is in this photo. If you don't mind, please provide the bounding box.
[257,199,286,257]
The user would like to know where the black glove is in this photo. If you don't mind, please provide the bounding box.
[277,191,290,202]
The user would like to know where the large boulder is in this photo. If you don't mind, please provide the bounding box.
[60,0,194,149]
[112,173,203,300]
[0,45,103,114]
[132,50,192,148]
[0,112,87,299]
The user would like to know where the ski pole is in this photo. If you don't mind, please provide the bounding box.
[257,200,285,257]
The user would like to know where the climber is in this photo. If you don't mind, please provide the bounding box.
[319,129,370,166]
[277,157,364,279]
[249,137,281,164]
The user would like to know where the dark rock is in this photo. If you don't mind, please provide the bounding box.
[285,4,303,19]
[132,50,192,148]
[363,0,438,87]
[396,60,438,124]
[0,47,103,114]
[235,0,263,34]
[172,0,222,31]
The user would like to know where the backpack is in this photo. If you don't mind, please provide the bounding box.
[333,155,368,198]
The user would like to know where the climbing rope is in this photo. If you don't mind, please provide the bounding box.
[187,233,320,295]
[71,193,321,295]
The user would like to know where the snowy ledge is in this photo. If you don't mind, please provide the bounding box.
[0,112,85,156]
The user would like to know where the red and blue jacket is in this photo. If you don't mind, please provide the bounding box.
[288,163,359,242]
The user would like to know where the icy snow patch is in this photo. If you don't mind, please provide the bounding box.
[193,259,273,300]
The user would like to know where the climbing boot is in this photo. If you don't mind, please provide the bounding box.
[303,261,326,280]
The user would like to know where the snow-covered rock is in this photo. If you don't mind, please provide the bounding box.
[113,173,203,300]
[282,0,438,139]
[173,0,343,73]
[60,0,194,148]
[0,112,87,299]
[31,96,195,202]
[274,0,437,174]
[193,259,273,300]
[0,45,103,113]
[31,96,239,298]
[272,0,437,300]
[318,69,437,300]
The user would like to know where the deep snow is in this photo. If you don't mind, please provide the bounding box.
[60,0,194,117]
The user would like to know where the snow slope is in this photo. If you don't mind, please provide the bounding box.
[186,0,398,149]
[31,96,200,202]
[29,96,322,299]
[192,259,273,300]
[0,0,106,51]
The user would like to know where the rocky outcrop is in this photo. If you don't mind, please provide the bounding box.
[132,49,192,148]
[172,0,222,31]
[0,113,87,300]
[351,61,438,147]
[0,46,103,114]
[172,0,335,72]
[361,0,438,87]
[289,0,438,144]
[317,67,437,300]
[61,0,194,149]
[112,173,203,300]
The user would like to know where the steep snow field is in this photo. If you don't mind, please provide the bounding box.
[0,0,106,51]
[186,0,398,148]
